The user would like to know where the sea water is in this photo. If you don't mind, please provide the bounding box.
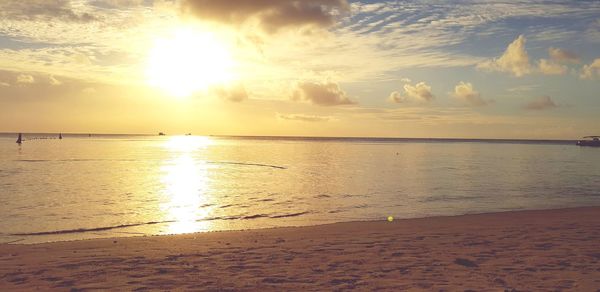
[0,134,599,243]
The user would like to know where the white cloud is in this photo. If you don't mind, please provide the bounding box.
[478,37,579,77]
[49,75,62,86]
[538,59,567,75]
[277,113,332,122]
[292,81,355,106]
[453,81,488,106]
[523,96,557,110]
[389,82,434,103]
[478,35,531,77]
[580,58,600,80]
[16,74,35,84]
[0,81,10,87]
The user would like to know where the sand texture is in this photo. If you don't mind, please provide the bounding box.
[1,207,599,291]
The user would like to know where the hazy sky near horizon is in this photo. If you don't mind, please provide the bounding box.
[1,0,599,138]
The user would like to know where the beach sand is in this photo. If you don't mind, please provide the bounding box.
[1,207,599,291]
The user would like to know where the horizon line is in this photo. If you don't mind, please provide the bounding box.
[0,132,582,142]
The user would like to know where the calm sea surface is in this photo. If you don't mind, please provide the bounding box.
[1,134,599,244]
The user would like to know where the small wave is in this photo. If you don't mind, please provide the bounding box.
[12,211,311,236]
[269,211,310,219]
[15,159,286,169]
[11,220,176,236]
[255,198,275,202]
[349,204,369,209]
[421,195,486,203]
[208,161,286,169]
[15,159,139,163]
[242,214,269,220]
[201,214,267,221]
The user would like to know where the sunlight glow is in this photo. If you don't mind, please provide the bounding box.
[146,28,236,97]
[160,136,215,234]
[164,135,213,152]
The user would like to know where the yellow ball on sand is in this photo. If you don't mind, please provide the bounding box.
[387,216,394,222]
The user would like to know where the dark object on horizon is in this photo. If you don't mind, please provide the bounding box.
[16,133,22,144]
[159,132,166,136]
[576,136,600,147]
[186,133,192,136]
[89,134,92,137]
[59,133,63,139]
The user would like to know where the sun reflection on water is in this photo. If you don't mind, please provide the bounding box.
[160,136,215,234]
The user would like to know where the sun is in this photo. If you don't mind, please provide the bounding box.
[146,28,236,97]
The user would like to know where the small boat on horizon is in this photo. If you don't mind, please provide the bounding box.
[576,136,600,147]
[16,133,22,144]
[158,132,166,136]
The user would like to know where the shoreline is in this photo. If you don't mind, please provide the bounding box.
[1,206,599,290]
[4,205,597,245]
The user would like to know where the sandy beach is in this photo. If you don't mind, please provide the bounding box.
[1,207,599,291]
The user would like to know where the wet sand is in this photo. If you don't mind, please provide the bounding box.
[1,207,599,291]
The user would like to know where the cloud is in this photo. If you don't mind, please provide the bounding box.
[0,0,97,22]
[0,70,99,102]
[538,59,567,75]
[0,82,10,87]
[507,84,539,93]
[49,75,62,86]
[478,37,574,76]
[292,81,355,106]
[388,91,405,103]
[580,58,600,80]
[400,78,411,83]
[90,0,145,9]
[523,96,558,110]
[453,81,488,106]
[389,82,434,103]
[548,47,580,64]
[478,35,531,77]
[16,74,35,84]
[180,0,349,34]
[213,84,248,102]
[277,113,331,122]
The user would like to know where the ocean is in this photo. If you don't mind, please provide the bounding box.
[1,133,599,244]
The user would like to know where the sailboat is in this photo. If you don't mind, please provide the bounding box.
[16,133,22,144]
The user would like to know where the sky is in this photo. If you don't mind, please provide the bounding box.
[0,0,599,139]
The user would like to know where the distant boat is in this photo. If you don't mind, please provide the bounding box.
[159,132,166,136]
[576,136,600,147]
[16,133,22,144]
[59,133,63,139]
[185,133,192,136]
